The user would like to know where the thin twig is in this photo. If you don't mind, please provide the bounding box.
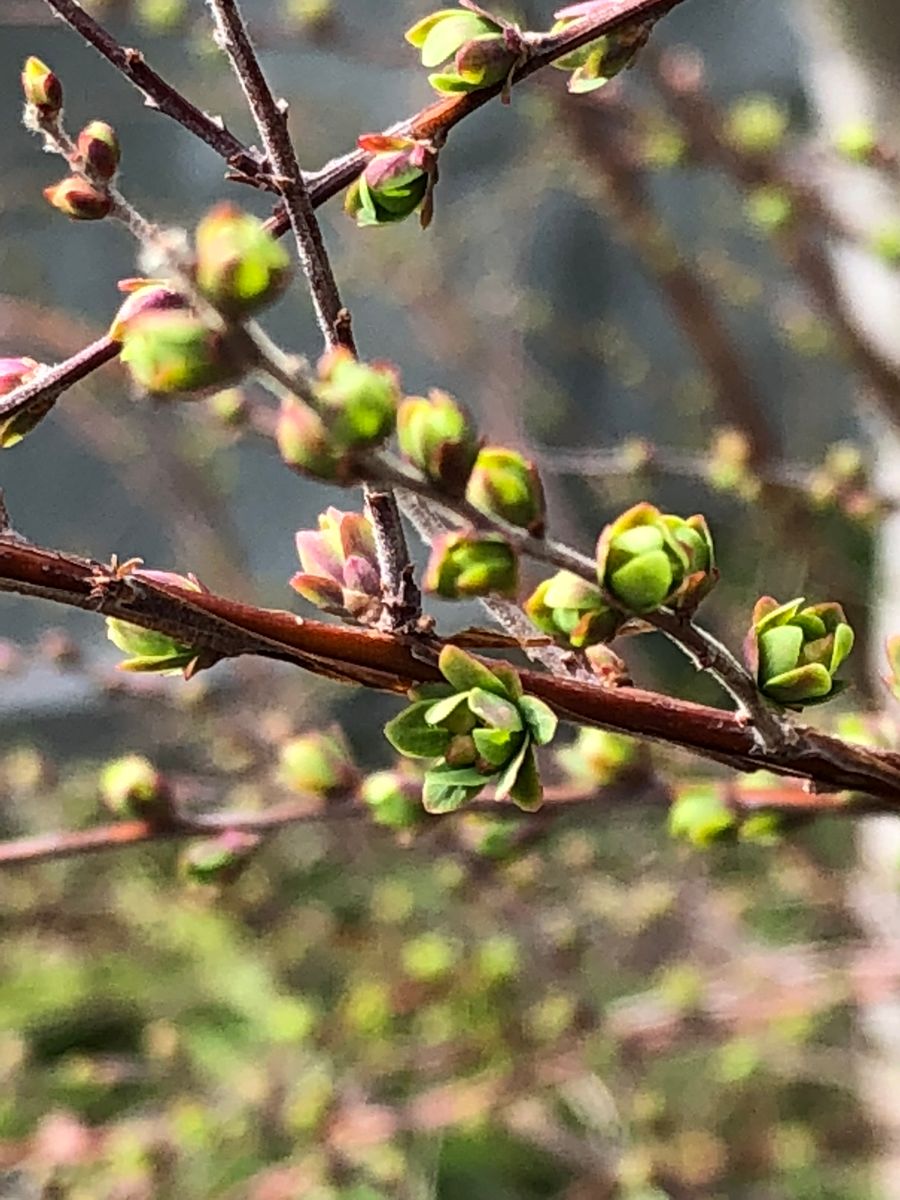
[206,0,417,629]
[41,0,264,180]
[206,0,350,352]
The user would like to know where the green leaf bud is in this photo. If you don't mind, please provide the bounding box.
[119,311,243,394]
[833,121,878,164]
[668,783,737,847]
[423,531,518,598]
[180,830,260,885]
[406,5,523,98]
[276,397,359,483]
[397,389,479,494]
[194,202,291,316]
[361,770,422,830]
[465,446,546,535]
[346,135,438,229]
[596,502,716,615]
[314,348,399,448]
[724,95,789,154]
[524,570,622,648]
[745,596,855,709]
[551,7,654,94]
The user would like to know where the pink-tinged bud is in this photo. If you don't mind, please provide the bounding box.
[43,176,112,221]
[276,397,360,484]
[0,357,41,395]
[22,56,62,119]
[109,278,186,342]
[0,357,48,449]
[77,120,121,181]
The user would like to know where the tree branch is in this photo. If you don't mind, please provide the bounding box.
[2,536,900,804]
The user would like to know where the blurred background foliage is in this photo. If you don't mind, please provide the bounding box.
[1,0,899,1196]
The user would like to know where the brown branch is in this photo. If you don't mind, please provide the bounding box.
[2,536,900,803]
[0,334,119,423]
[205,0,418,631]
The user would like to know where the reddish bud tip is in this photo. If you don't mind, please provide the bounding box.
[77,120,121,180]
[22,56,62,118]
[43,176,112,221]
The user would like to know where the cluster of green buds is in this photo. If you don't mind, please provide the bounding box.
[115,206,290,396]
[550,3,655,94]
[0,356,48,448]
[744,596,854,708]
[105,570,209,677]
[345,135,439,229]
[291,508,383,624]
[277,349,400,481]
[424,531,518,599]
[595,502,716,616]
[525,570,621,649]
[405,2,527,100]
[385,646,557,812]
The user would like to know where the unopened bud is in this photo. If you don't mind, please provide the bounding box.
[43,176,112,221]
[423,531,518,599]
[22,56,62,119]
[397,390,479,495]
[77,120,121,180]
[465,446,545,536]
[119,310,243,394]
[99,754,172,820]
[195,202,290,316]
[278,730,356,796]
[276,397,359,483]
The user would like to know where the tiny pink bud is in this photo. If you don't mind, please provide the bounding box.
[109,278,186,342]
[0,357,41,395]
